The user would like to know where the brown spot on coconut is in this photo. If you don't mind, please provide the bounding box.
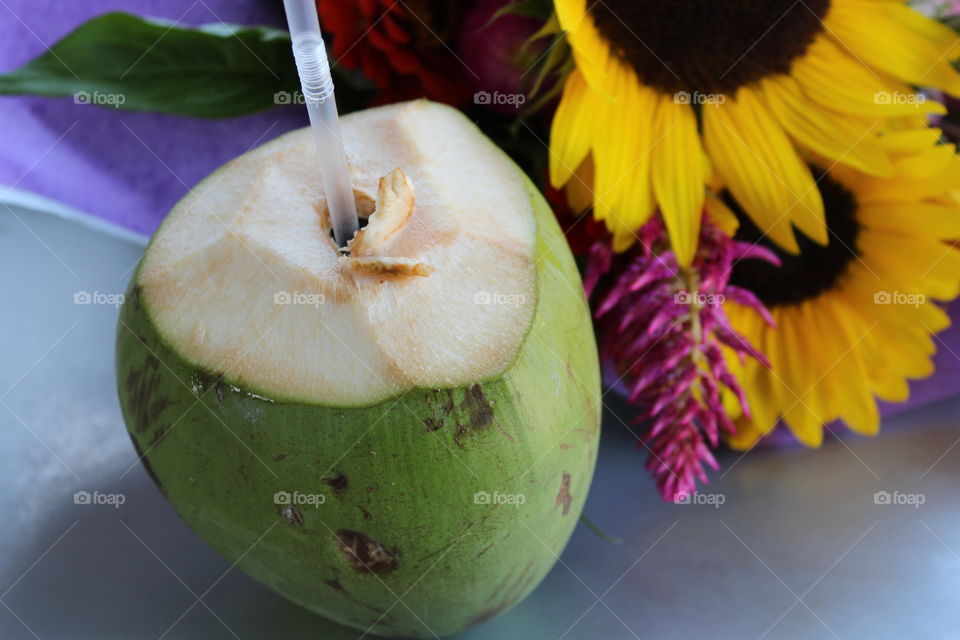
[556,472,572,515]
[323,474,348,491]
[336,530,396,574]
[422,388,455,432]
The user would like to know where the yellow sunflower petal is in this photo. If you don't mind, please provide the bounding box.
[739,308,781,437]
[878,128,945,155]
[703,87,824,251]
[891,144,957,180]
[859,202,960,240]
[553,0,583,31]
[555,0,617,97]
[856,252,936,302]
[549,70,594,188]
[806,299,863,436]
[611,229,636,253]
[876,307,937,358]
[704,193,739,236]
[764,308,822,445]
[730,355,779,449]
[915,298,952,334]
[728,418,763,451]
[791,35,947,117]
[720,315,747,420]
[761,74,892,178]
[778,307,827,444]
[651,94,706,266]
[847,286,938,372]
[796,300,839,424]
[564,157,595,214]
[593,70,656,237]
[837,0,960,57]
[873,319,936,379]
[828,299,880,435]
[860,231,960,300]
[838,262,942,350]
[882,112,938,133]
[826,0,960,94]
[858,156,960,203]
[862,337,911,402]
[802,299,868,446]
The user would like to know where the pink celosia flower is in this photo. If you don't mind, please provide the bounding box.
[585,216,777,501]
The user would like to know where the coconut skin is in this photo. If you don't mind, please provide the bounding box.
[116,105,600,637]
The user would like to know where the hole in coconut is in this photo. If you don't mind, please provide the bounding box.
[317,190,375,253]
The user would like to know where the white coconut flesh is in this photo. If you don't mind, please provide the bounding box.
[138,102,538,406]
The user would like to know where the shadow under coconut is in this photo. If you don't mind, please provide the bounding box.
[0,467,360,639]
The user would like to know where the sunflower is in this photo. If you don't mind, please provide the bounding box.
[549,0,960,265]
[720,132,960,449]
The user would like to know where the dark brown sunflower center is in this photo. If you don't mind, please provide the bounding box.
[589,0,830,95]
[728,167,860,308]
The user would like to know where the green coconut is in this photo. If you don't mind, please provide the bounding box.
[116,101,600,637]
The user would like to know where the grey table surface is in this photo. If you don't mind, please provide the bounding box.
[2,203,960,640]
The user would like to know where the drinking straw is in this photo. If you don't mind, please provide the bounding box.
[282,0,359,248]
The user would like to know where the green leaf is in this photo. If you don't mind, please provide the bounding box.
[579,513,622,544]
[483,0,555,28]
[0,12,304,118]
[526,31,570,100]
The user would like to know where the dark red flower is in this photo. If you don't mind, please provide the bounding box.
[317,0,471,105]
[457,0,548,113]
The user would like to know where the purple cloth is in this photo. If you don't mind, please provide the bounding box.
[0,0,306,236]
[3,1,960,420]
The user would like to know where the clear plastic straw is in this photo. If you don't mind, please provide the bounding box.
[282,0,359,248]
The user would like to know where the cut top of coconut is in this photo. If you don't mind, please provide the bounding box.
[138,101,538,406]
